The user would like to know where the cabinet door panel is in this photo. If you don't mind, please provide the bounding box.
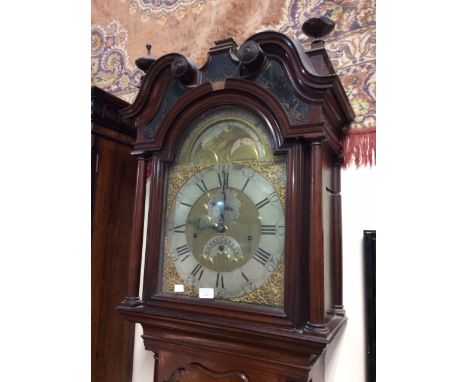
[92,131,137,382]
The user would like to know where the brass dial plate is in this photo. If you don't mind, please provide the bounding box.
[161,106,286,307]
[163,160,286,306]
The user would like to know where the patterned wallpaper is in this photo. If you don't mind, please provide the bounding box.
[91,0,376,166]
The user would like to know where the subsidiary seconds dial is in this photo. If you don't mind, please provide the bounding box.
[166,163,285,298]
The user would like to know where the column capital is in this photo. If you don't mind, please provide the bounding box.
[119,296,143,308]
[308,138,326,147]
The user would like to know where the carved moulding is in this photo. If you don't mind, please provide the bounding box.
[121,31,354,154]
[117,19,354,382]
[166,362,249,382]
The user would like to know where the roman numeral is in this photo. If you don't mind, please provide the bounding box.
[176,244,190,256]
[195,179,208,193]
[253,247,272,266]
[241,178,250,192]
[241,272,249,282]
[174,223,185,233]
[216,273,224,288]
[217,171,229,187]
[256,192,278,209]
[261,225,277,235]
[255,197,270,209]
[175,244,190,262]
[180,201,192,207]
[176,244,190,263]
[191,264,204,280]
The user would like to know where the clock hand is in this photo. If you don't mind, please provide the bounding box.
[222,168,227,203]
[218,169,231,231]
[197,216,221,232]
[217,200,226,233]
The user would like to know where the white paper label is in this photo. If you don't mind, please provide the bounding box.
[174,284,184,293]
[198,288,214,299]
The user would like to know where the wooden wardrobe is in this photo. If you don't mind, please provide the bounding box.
[91,86,137,382]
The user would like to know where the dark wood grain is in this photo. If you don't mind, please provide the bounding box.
[321,146,335,322]
[92,86,136,382]
[304,142,327,334]
[121,155,147,307]
[331,157,345,315]
[284,143,306,329]
[91,86,134,136]
[116,29,354,382]
[143,157,168,302]
[166,363,249,382]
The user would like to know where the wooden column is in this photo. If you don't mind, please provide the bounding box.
[121,154,147,307]
[141,156,167,300]
[284,143,305,329]
[305,141,328,334]
[331,156,345,315]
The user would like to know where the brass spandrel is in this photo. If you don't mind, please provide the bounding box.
[162,159,286,307]
[166,160,286,215]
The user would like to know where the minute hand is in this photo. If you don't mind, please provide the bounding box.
[220,171,228,232]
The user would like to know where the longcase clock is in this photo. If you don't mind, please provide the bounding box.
[117,17,354,382]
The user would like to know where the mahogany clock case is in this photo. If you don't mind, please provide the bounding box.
[117,27,354,382]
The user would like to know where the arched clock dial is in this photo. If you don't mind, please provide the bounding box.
[166,163,285,299]
[117,27,354,382]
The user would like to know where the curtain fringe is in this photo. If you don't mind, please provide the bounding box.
[144,128,376,173]
[343,127,376,168]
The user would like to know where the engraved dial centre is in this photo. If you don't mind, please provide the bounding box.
[186,186,261,272]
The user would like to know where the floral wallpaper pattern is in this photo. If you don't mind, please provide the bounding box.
[279,0,376,156]
[127,0,215,24]
[92,0,376,165]
[91,21,142,103]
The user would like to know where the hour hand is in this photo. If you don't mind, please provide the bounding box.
[197,216,220,231]
[216,216,227,233]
